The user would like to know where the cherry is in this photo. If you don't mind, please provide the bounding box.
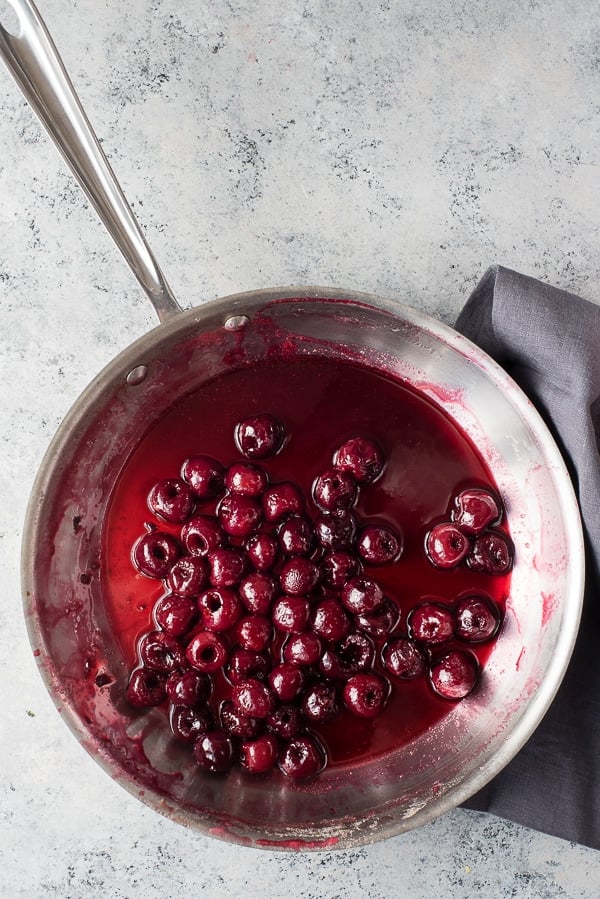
[282,632,322,667]
[313,468,358,512]
[133,531,181,579]
[314,512,357,550]
[262,482,304,522]
[193,729,235,773]
[452,487,502,534]
[337,631,376,672]
[466,530,514,575]
[321,551,361,588]
[333,436,384,484]
[278,558,320,596]
[165,555,208,597]
[181,455,225,500]
[454,594,502,642]
[186,630,229,673]
[232,678,276,718]
[357,525,401,565]
[301,681,340,723]
[224,462,268,497]
[277,515,314,555]
[318,648,354,681]
[245,532,279,571]
[271,595,311,634]
[181,515,225,557]
[219,699,263,739]
[408,601,454,645]
[239,733,279,774]
[217,494,262,538]
[154,593,197,637]
[425,522,470,569]
[268,663,305,702]
[266,704,304,739]
[170,704,214,743]
[343,673,389,718]
[429,650,479,700]
[382,638,426,679]
[125,667,165,707]
[148,478,195,523]
[138,630,185,673]
[341,575,384,615]
[166,669,212,706]
[279,735,326,779]
[208,548,246,587]
[225,648,272,685]
[198,587,242,632]
[238,572,277,615]
[311,598,351,642]
[235,414,284,459]
[355,597,400,639]
[234,614,273,652]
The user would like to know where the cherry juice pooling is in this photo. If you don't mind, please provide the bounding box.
[102,356,512,775]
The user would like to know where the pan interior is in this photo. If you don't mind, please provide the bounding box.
[22,292,583,849]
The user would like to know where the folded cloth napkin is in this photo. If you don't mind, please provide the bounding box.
[456,265,600,850]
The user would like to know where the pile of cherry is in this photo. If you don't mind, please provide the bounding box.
[125,414,510,779]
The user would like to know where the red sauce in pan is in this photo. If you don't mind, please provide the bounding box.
[101,356,511,769]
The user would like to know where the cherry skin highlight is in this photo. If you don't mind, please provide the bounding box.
[165,555,208,598]
[133,531,181,579]
[357,525,401,566]
[166,669,212,707]
[225,462,269,497]
[245,533,279,572]
[148,478,195,523]
[343,673,389,719]
[170,704,214,743]
[262,481,304,522]
[429,650,480,700]
[452,487,502,534]
[239,733,279,774]
[154,593,197,637]
[219,699,263,740]
[193,729,235,773]
[313,468,358,513]
[454,594,502,642]
[333,436,384,484]
[235,414,284,460]
[425,522,470,569]
[341,575,384,615]
[181,515,225,557]
[407,602,455,645]
[125,667,166,708]
[186,631,229,673]
[278,735,326,779]
[467,530,514,575]
[181,456,225,501]
[382,638,427,680]
[314,512,357,550]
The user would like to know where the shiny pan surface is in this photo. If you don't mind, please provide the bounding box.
[22,287,584,850]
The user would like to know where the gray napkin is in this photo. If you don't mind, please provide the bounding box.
[456,265,600,850]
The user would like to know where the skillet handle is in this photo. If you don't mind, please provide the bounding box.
[0,0,182,323]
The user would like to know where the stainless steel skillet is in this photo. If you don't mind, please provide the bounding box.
[0,0,584,850]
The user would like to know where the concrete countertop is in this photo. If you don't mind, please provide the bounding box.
[1,1,599,896]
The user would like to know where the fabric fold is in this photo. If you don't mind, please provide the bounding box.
[456,266,600,849]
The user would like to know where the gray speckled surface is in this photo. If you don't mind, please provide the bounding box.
[1,0,600,895]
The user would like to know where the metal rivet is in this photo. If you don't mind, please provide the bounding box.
[126,364,149,386]
[224,314,250,331]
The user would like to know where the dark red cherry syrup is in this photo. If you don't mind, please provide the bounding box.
[102,356,512,774]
